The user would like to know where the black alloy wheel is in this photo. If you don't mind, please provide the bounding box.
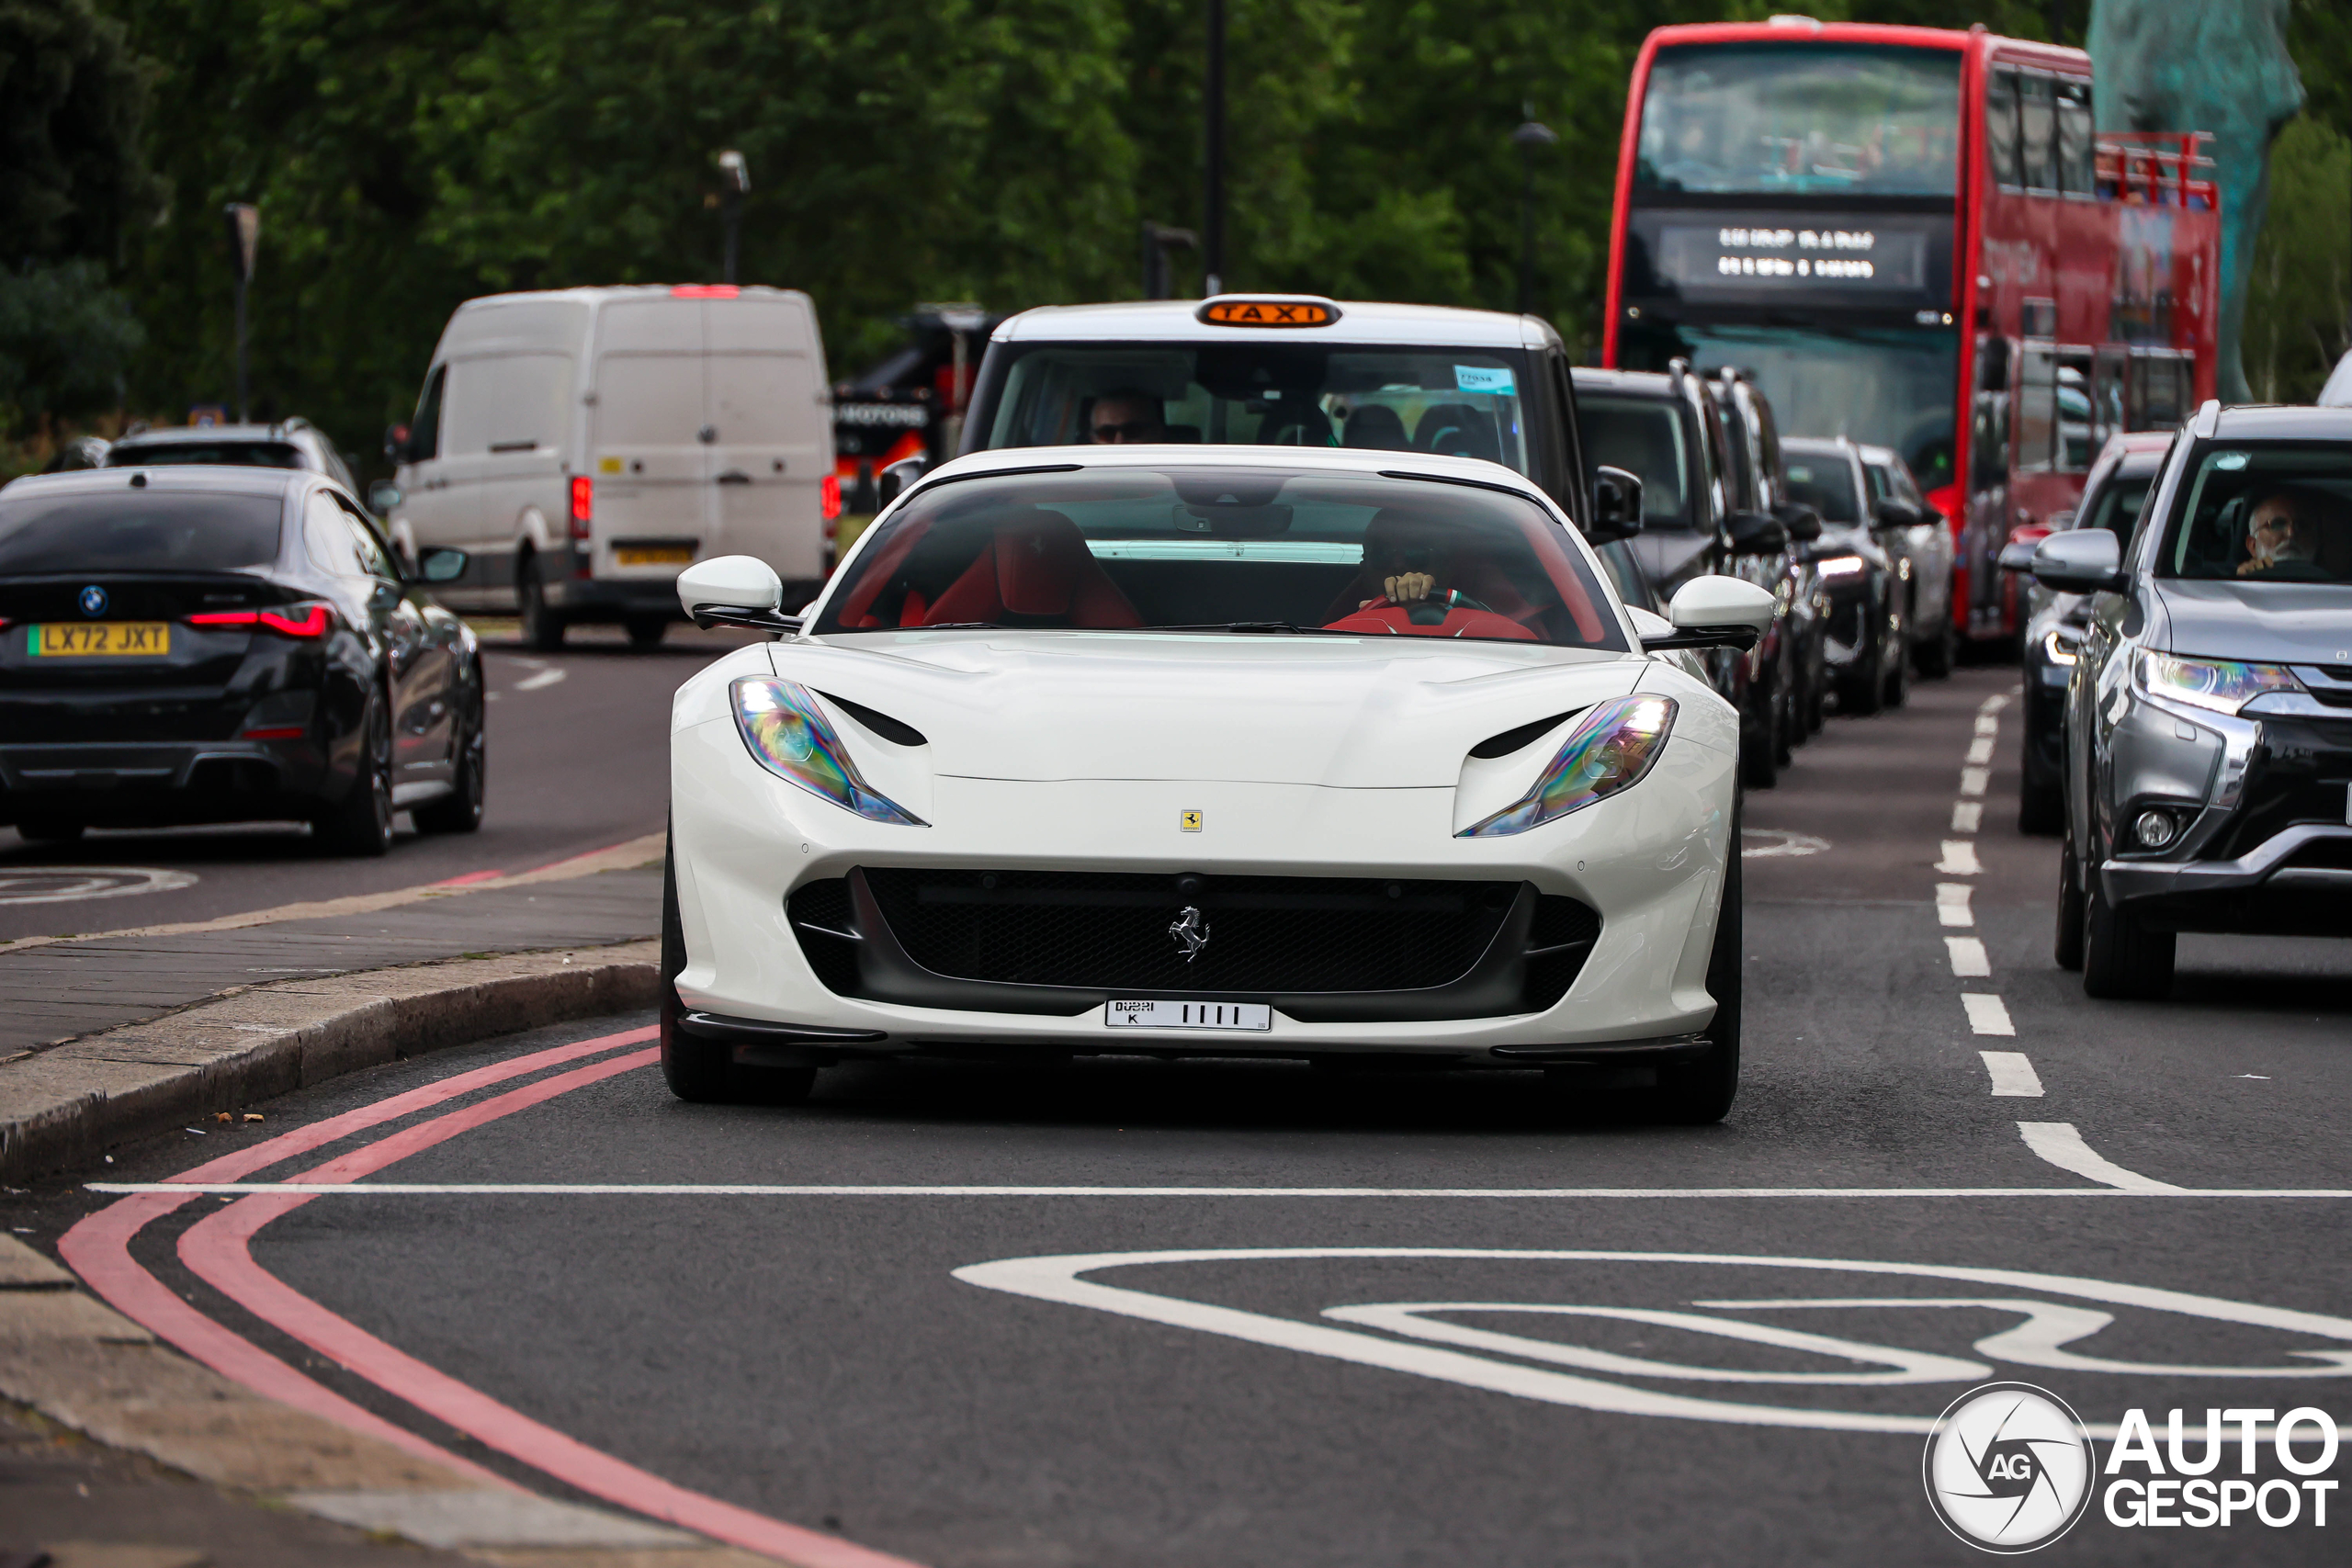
[2079,833,2175,998]
[518,554,567,652]
[413,681,486,834]
[2053,825,2086,970]
[659,830,818,1106]
[1655,810,1742,1124]
[315,694,395,857]
[625,616,668,649]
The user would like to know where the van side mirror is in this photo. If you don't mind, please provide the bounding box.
[1587,465,1644,543]
[1726,511,1788,556]
[876,455,929,510]
[678,555,800,633]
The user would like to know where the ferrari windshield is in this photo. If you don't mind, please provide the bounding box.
[2163,446,2352,583]
[812,465,1626,649]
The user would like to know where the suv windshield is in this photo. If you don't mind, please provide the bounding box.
[107,442,305,470]
[973,342,1539,480]
[1782,446,1861,524]
[0,491,284,574]
[814,465,1624,649]
[1636,43,1962,197]
[1580,396,1693,528]
[2163,446,2352,583]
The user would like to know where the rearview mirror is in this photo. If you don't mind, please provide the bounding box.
[1726,511,1787,556]
[415,547,468,583]
[678,554,799,632]
[1645,575,1776,650]
[875,455,929,510]
[2030,528,2125,595]
[1588,465,1645,543]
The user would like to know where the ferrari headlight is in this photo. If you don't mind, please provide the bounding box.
[1459,694,1678,839]
[730,678,925,825]
[2136,652,2300,716]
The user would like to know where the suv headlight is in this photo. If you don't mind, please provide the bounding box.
[731,678,925,825]
[2136,652,2301,716]
[1459,694,1678,838]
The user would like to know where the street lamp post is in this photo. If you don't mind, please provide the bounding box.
[1203,0,1226,296]
[718,150,750,286]
[1511,119,1557,316]
[222,204,259,423]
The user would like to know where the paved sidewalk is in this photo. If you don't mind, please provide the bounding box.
[0,865,660,1058]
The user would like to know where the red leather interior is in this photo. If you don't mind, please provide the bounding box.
[1321,604,1539,640]
[921,510,1141,627]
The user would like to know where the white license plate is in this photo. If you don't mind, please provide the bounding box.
[1104,999,1272,1032]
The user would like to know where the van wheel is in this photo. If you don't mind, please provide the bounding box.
[519,558,566,651]
[625,617,667,649]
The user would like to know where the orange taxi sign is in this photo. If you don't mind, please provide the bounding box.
[1196,298,1341,328]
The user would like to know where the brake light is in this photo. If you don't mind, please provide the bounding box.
[241,726,309,739]
[820,472,842,522]
[672,284,740,299]
[187,604,335,637]
[570,476,594,540]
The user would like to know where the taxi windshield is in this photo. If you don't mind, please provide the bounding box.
[811,464,1625,650]
[973,342,1538,480]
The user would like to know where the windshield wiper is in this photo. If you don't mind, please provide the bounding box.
[1143,621,1358,636]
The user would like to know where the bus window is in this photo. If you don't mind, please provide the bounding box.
[1634,44,1961,197]
[2057,349,2095,470]
[2093,348,2128,452]
[2019,76,2056,193]
[2130,352,2190,432]
[1985,71,2021,190]
[1972,337,2011,490]
[2018,343,2058,472]
[2056,81,2095,195]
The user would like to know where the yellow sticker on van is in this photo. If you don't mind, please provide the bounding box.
[599,456,623,474]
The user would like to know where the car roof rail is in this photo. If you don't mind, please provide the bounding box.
[2190,400,2221,438]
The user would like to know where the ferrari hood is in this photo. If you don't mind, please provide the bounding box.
[767,630,1646,787]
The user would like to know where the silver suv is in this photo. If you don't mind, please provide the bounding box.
[106,420,360,496]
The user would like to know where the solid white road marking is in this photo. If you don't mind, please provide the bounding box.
[1935,883,1974,927]
[1974,715,2000,736]
[1964,737,1996,764]
[0,867,198,907]
[951,1247,2352,1436]
[1945,937,1991,977]
[1738,828,1831,859]
[1936,840,1983,874]
[514,668,567,692]
[1980,693,2011,715]
[1960,767,1989,796]
[87,1181,2352,1199]
[2018,1122,2183,1192]
[1979,1051,2044,1097]
[1951,802,1982,833]
[1962,993,2015,1035]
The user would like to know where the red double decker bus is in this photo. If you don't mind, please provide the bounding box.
[1602,17,2218,646]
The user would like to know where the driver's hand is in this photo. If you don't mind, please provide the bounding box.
[1384,572,1436,604]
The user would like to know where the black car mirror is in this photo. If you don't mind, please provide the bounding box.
[2030,528,2125,594]
[875,455,930,510]
[1775,502,1823,543]
[368,479,403,514]
[415,547,469,584]
[1588,465,1645,543]
[1726,510,1788,556]
[1872,498,1924,530]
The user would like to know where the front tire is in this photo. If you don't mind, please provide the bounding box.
[314,696,394,857]
[2018,776,2064,835]
[413,683,486,834]
[2081,851,2175,998]
[1916,609,1956,679]
[660,834,731,1102]
[1656,817,1742,1124]
[625,616,667,649]
[2053,828,2086,971]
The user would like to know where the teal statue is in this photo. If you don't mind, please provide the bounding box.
[2088,0,2304,402]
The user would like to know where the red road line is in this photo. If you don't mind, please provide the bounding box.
[431,869,507,887]
[59,1027,657,1489]
[170,1047,933,1568]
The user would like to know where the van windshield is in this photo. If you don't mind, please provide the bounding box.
[812,464,1624,649]
[973,342,1540,481]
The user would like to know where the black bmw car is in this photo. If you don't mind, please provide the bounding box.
[0,466,485,854]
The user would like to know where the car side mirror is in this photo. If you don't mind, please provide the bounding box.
[1775,502,1823,543]
[2030,528,2125,594]
[1588,465,1645,543]
[1726,510,1788,556]
[678,554,800,632]
[415,547,468,583]
[1645,575,1776,650]
[383,424,413,464]
[1872,498,1924,530]
[875,455,930,510]
[368,479,403,514]
[1997,525,2053,572]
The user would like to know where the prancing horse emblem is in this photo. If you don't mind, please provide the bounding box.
[1168,905,1210,962]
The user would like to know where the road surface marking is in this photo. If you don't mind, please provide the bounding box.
[1739,828,1830,859]
[954,1247,2352,1436]
[0,867,198,907]
[1963,737,1995,765]
[1951,802,1981,833]
[514,668,567,692]
[90,1181,2352,1199]
[1960,767,1989,796]
[1979,693,2011,715]
[1945,937,1991,977]
[1974,715,2000,736]
[1935,883,1973,927]
[2018,1122,2182,1192]
[1936,840,1982,874]
[1962,993,2015,1035]
[1980,1051,2044,1097]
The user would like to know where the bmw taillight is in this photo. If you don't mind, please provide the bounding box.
[187,603,335,638]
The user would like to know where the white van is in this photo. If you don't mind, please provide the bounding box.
[385,285,837,649]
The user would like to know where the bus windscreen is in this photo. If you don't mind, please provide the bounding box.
[1636,44,1962,197]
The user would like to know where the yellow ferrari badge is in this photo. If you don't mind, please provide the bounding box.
[1180,809,1203,832]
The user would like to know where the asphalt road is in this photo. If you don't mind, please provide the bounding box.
[0,624,754,942]
[16,662,2352,1566]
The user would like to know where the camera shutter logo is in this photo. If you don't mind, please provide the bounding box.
[1923,1382,2095,1552]
[79,585,107,617]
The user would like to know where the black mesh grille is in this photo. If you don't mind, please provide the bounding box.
[787,878,861,993]
[860,868,1522,994]
[1521,894,1604,1011]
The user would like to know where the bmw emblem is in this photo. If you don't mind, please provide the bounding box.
[79,585,107,617]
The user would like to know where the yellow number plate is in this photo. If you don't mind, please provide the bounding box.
[615,546,695,568]
[30,622,171,657]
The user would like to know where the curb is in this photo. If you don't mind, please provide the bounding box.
[0,941,659,1185]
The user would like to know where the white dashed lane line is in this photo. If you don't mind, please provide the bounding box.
[1964,736,1996,764]
[1959,767,1989,796]
[1950,801,1981,833]
[1943,937,1991,977]
[2017,1122,2183,1192]
[1979,1051,2045,1097]
[1962,993,2016,1036]
[1935,840,1982,875]
[1935,883,1973,927]
[514,667,568,692]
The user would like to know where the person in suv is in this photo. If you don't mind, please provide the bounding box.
[107,420,360,495]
